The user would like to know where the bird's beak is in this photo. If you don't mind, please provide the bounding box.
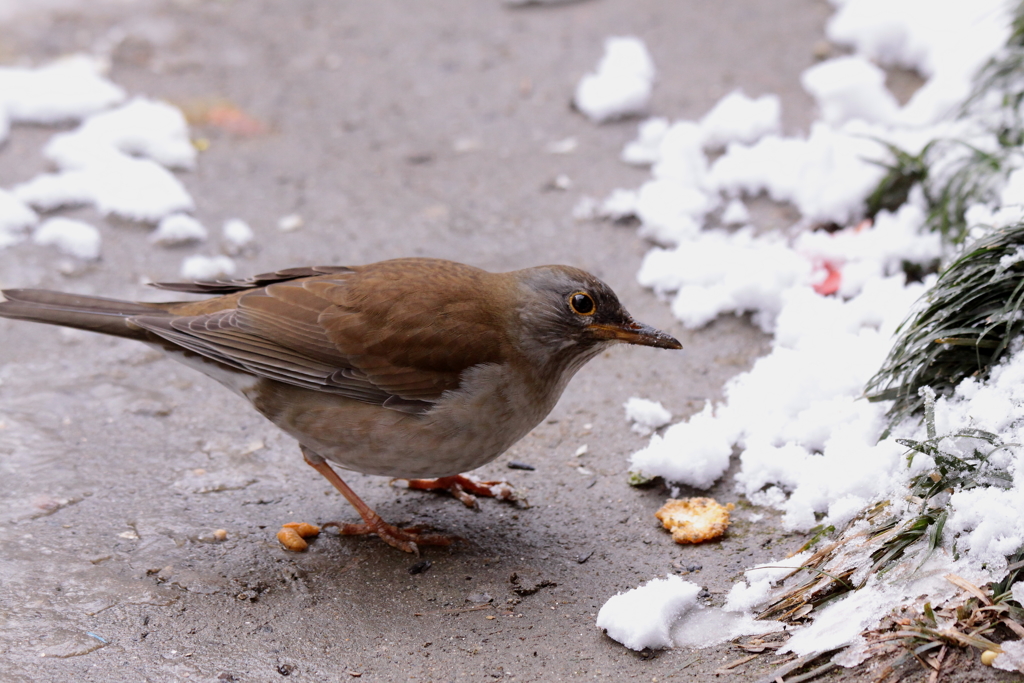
[586,320,682,349]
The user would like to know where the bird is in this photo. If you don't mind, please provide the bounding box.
[0,258,681,553]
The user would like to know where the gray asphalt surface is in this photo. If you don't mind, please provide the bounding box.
[3,2,991,682]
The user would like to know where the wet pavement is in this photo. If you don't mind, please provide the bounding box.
[0,1,837,681]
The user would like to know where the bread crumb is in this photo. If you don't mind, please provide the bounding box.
[282,521,321,538]
[277,527,308,551]
[655,497,735,544]
[276,521,321,551]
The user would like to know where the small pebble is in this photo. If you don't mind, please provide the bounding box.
[277,214,303,232]
[408,560,432,575]
[545,137,578,154]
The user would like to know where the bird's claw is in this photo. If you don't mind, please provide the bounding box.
[322,520,455,555]
[393,474,522,510]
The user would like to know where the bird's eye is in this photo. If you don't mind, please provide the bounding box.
[569,292,596,316]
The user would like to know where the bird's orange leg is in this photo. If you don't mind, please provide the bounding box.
[394,475,519,509]
[301,446,453,554]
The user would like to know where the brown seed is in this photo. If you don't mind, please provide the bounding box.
[981,650,999,666]
[213,528,228,541]
[277,527,308,551]
[282,522,321,538]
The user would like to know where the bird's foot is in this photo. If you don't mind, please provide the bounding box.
[302,447,456,554]
[322,519,453,555]
[393,474,520,510]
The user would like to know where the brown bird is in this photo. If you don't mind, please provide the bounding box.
[0,258,680,552]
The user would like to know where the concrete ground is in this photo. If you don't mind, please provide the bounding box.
[2,1,1012,682]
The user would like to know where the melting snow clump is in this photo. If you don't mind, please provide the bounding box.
[596,576,700,651]
[0,189,38,248]
[33,217,101,260]
[624,397,672,435]
[574,37,655,123]
[180,255,236,280]
[0,55,125,129]
[800,56,900,126]
[45,96,196,170]
[150,214,207,246]
[699,90,781,149]
[222,218,254,253]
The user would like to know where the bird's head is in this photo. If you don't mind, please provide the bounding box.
[511,265,681,372]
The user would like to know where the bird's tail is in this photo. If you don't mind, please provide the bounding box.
[0,289,171,341]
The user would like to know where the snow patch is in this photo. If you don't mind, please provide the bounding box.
[222,218,254,253]
[574,37,655,123]
[33,217,101,260]
[0,55,125,125]
[180,255,236,280]
[596,576,700,651]
[0,189,38,248]
[150,214,207,246]
[624,397,672,435]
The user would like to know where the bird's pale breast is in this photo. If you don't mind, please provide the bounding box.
[244,360,559,478]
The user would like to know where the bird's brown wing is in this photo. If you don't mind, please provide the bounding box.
[132,259,512,414]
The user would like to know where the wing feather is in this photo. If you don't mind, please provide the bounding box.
[151,265,355,294]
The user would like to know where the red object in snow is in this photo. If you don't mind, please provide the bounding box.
[814,261,842,296]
